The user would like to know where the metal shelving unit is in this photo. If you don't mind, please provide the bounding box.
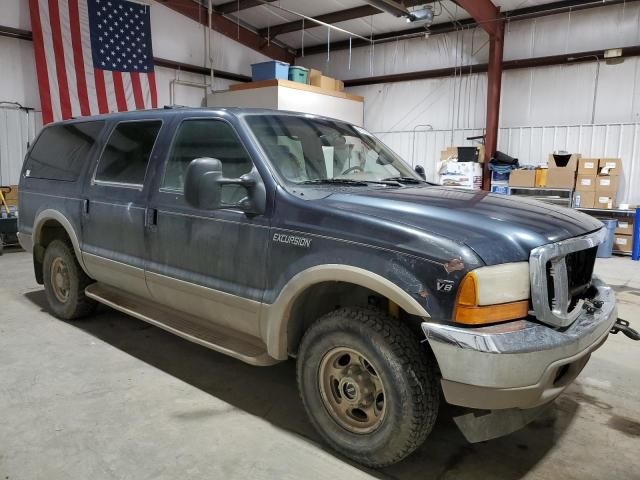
[575,208,637,257]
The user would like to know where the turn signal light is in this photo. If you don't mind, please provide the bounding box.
[454,301,529,325]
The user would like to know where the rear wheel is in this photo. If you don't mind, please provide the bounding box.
[297,307,439,467]
[43,240,97,320]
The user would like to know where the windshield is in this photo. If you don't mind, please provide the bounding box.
[244,114,420,185]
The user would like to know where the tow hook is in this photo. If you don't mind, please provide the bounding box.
[611,318,640,341]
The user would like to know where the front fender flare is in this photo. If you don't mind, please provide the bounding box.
[261,264,431,360]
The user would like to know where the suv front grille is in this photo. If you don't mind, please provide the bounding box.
[530,229,605,327]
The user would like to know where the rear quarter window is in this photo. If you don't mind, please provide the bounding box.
[24,121,105,182]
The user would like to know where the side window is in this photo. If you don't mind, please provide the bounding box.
[94,120,161,186]
[162,119,254,203]
[25,121,105,182]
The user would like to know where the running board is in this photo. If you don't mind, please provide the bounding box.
[85,283,278,366]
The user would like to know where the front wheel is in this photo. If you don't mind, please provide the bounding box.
[43,239,97,320]
[297,307,439,467]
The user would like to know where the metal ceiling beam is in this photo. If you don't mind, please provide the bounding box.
[258,0,428,41]
[297,0,636,56]
[162,0,295,63]
[215,0,277,15]
[343,45,640,86]
[361,0,411,17]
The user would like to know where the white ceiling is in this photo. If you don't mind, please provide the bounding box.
[220,0,579,50]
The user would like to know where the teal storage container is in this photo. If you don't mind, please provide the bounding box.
[288,66,309,84]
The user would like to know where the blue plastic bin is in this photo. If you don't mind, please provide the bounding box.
[491,170,510,183]
[597,218,618,258]
[251,61,290,82]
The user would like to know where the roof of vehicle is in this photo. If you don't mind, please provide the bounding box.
[48,107,347,126]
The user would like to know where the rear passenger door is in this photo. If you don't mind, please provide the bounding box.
[81,118,164,300]
[144,116,270,338]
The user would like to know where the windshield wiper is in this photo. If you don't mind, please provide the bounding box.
[380,176,424,184]
[299,178,369,186]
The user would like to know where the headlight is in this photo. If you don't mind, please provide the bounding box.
[454,262,530,325]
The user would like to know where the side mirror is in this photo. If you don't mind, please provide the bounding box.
[414,165,426,180]
[184,157,266,214]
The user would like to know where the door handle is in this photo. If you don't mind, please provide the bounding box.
[83,199,90,215]
[145,208,158,228]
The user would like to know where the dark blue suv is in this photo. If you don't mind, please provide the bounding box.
[18,107,617,467]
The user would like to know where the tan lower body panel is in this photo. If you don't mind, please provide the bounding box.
[85,283,279,366]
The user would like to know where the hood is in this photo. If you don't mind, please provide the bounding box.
[320,186,602,265]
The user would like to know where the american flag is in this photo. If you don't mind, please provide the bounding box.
[29,0,158,125]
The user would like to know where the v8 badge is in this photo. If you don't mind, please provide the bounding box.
[436,279,454,293]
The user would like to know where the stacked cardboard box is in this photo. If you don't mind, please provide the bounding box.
[508,169,536,188]
[574,158,598,208]
[614,216,635,254]
[546,153,578,188]
[308,69,344,91]
[595,158,622,209]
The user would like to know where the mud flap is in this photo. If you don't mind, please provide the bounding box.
[454,404,551,443]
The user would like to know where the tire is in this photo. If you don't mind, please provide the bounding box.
[297,307,439,468]
[43,239,97,320]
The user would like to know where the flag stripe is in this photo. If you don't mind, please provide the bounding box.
[39,0,62,123]
[94,68,109,114]
[59,0,81,118]
[130,72,145,110]
[112,71,128,112]
[28,0,54,124]
[48,0,73,119]
[68,0,90,116]
[77,0,99,115]
[148,72,158,108]
[122,72,137,111]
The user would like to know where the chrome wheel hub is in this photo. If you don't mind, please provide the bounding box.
[318,347,386,434]
[50,257,71,303]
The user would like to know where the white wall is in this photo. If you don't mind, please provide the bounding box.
[298,2,640,203]
[0,0,271,184]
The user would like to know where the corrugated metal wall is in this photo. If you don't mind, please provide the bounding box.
[375,122,640,204]
[0,107,42,186]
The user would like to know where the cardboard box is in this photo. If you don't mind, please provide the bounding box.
[616,218,634,235]
[509,169,536,188]
[548,153,579,171]
[595,195,615,209]
[546,168,576,188]
[0,185,18,207]
[574,191,595,208]
[308,68,322,85]
[575,174,596,192]
[491,170,510,183]
[316,75,337,90]
[535,168,547,187]
[578,158,599,175]
[439,161,482,189]
[595,175,619,195]
[613,234,633,253]
[440,146,485,163]
[335,79,344,91]
[599,158,622,176]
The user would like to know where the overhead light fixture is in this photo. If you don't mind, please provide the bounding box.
[604,48,622,58]
[604,48,624,65]
[407,6,434,26]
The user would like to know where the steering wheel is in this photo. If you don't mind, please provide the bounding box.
[341,165,364,175]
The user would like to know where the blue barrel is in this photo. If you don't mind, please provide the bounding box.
[597,218,618,258]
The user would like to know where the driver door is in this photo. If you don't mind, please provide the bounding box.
[144,116,270,338]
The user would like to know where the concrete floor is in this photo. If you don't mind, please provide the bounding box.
[1,249,639,480]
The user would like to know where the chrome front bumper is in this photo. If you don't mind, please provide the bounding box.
[421,277,617,410]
